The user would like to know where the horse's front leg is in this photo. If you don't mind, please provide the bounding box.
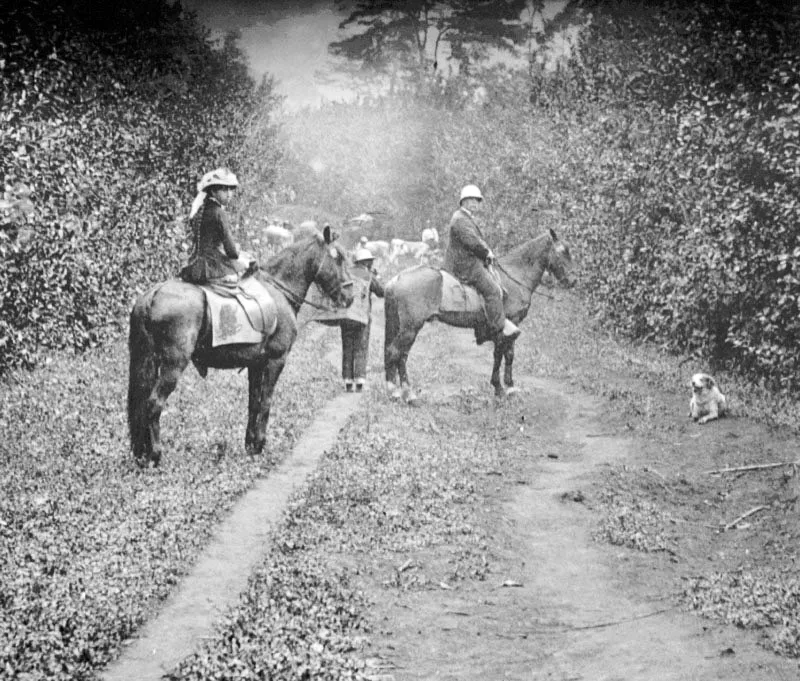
[246,358,286,455]
[491,340,505,398]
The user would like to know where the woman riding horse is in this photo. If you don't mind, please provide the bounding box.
[128,223,353,467]
[180,168,254,284]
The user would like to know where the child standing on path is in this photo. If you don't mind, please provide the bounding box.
[341,247,385,392]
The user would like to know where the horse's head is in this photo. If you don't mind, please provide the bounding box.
[313,224,354,308]
[546,228,575,288]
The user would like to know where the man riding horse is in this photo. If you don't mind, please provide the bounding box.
[443,184,521,344]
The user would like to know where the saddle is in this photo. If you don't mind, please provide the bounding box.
[199,276,278,346]
[438,269,507,314]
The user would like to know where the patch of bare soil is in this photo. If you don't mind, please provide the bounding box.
[355,297,800,680]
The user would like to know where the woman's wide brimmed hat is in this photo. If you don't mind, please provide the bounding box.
[198,168,239,192]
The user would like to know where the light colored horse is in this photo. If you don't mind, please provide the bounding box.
[384,228,574,400]
[390,238,431,265]
[421,226,439,247]
[261,223,294,253]
[362,239,392,261]
[128,226,353,466]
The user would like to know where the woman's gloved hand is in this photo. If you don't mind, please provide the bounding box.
[238,251,258,274]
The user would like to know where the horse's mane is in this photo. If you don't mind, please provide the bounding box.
[501,230,552,264]
[262,235,319,274]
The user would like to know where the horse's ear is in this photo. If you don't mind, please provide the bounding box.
[322,223,339,244]
[549,227,558,241]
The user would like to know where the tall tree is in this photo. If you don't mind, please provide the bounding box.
[329,0,532,84]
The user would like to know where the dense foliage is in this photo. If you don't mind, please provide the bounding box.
[0,0,281,375]
[278,1,800,393]
[537,1,800,389]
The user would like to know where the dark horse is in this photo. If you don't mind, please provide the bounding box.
[128,226,353,466]
[384,228,573,401]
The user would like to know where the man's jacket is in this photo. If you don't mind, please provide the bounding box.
[443,207,491,282]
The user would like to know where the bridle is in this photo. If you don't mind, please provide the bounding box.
[493,248,560,301]
[493,261,532,293]
[262,242,352,310]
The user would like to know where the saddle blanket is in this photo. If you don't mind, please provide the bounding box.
[201,277,278,347]
[439,270,485,314]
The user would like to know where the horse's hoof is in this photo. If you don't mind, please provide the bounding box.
[505,386,520,397]
[246,442,266,456]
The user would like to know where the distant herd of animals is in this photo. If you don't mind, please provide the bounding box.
[255,214,441,268]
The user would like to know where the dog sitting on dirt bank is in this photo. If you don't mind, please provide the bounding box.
[689,373,727,424]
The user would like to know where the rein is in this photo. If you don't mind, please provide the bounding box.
[494,261,555,300]
[260,272,309,308]
[261,244,349,310]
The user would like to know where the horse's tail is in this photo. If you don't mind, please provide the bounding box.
[127,296,157,461]
[383,279,400,376]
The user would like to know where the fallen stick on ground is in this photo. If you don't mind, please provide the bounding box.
[705,461,800,475]
[723,505,768,532]
[563,605,676,632]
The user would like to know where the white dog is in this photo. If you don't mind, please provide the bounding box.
[689,373,727,424]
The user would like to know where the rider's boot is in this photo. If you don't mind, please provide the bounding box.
[501,319,521,340]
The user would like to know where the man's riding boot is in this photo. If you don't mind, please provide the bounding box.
[501,319,521,340]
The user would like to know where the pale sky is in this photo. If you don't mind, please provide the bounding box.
[181,1,574,110]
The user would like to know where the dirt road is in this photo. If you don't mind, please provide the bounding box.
[101,294,800,680]
[355,298,800,680]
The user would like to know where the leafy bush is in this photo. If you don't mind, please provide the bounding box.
[533,1,800,390]
[687,569,800,657]
[282,0,800,393]
[0,1,281,375]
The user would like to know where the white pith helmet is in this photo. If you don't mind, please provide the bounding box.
[459,184,483,203]
[353,247,375,263]
[198,168,239,192]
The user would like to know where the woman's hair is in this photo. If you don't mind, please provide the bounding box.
[187,199,207,256]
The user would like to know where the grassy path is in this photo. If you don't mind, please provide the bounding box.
[101,386,361,680]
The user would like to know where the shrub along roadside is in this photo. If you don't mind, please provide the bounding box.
[536,1,800,391]
[0,0,282,375]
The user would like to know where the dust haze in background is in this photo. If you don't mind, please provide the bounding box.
[181,0,575,110]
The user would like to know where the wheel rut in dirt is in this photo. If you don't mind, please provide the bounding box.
[102,346,359,681]
[369,326,799,680]
[504,377,794,681]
